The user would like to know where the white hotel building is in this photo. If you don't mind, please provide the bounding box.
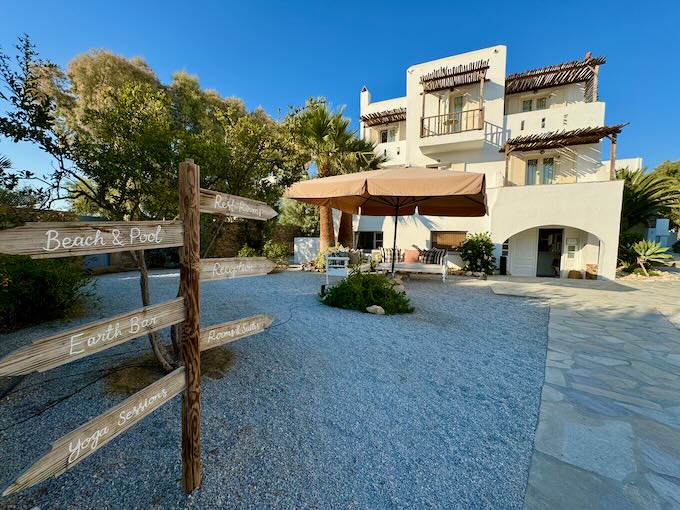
[356,45,641,280]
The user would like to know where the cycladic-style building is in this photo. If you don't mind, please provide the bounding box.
[357,45,642,279]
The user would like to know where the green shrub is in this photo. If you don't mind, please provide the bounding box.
[673,240,680,254]
[0,255,93,332]
[262,240,290,263]
[631,267,660,276]
[321,272,414,314]
[237,244,259,257]
[458,232,496,274]
[618,231,644,266]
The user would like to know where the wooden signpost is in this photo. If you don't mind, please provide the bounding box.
[0,220,183,258]
[0,159,278,497]
[199,189,277,220]
[199,257,276,282]
[2,367,186,496]
[0,298,185,376]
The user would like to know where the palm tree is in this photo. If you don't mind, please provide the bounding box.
[618,168,679,231]
[291,99,383,250]
[632,240,672,276]
[336,138,385,247]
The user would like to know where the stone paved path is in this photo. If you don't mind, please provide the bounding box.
[488,277,680,510]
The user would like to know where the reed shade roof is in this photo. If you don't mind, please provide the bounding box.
[505,56,606,95]
[285,167,486,217]
[420,59,490,93]
[360,107,407,127]
[500,124,626,153]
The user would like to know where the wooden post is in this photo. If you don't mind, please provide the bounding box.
[179,159,201,492]
[504,147,512,186]
[609,134,617,180]
[478,72,485,129]
[592,65,599,102]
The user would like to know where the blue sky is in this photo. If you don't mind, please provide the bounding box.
[2,0,679,179]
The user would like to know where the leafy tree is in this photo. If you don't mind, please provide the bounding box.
[278,196,319,235]
[631,240,672,276]
[617,168,679,232]
[0,36,307,370]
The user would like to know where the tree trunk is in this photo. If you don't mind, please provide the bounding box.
[337,212,353,248]
[319,205,335,251]
[133,250,177,372]
[637,257,649,277]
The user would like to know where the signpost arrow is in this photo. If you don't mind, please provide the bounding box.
[199,257,276,282]
[0,220,184,259]
[2,367,185,496]
[200,315,273,351]
[199,189,277,221]
[0,299,185,376]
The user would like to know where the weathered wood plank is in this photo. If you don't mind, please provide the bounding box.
[0,299,185,376]
[199,189,277,221]
[199,257,276,282]
[0,221,183,259]
[2,367,185,496]
[179,160,202,492]
[200,315,273,351]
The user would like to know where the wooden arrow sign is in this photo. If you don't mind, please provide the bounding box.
[199,257,276,282]
[0,299,185,376]
[199,189,277,221]
[3,367,185,496]
[0,220,183,259]
[200,315,273,351]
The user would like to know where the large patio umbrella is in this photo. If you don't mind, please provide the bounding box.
[285,166,487,273]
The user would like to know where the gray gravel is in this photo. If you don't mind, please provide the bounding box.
[0,270,548,509]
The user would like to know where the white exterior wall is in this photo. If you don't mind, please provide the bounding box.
[355,45,635,280]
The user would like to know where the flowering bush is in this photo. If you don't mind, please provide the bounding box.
[458,232,496,274]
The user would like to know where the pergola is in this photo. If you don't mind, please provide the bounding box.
[418,59,490,132]
[505,55,606,102]
[500,124,627,181]
[360,107,407,127]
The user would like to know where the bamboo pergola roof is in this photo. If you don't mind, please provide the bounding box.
[505,56,606,95]
[360,107,407,127]
[500,124,626,153]
[420,59,490,93]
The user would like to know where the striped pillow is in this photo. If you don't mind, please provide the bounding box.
[380,247,404,264]
[422,248,447,265]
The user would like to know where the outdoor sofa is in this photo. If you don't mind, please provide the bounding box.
[374,247,449,282]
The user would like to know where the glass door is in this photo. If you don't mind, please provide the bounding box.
[541,157,554,184]
[451,96,464,133]
[526,159,538,185]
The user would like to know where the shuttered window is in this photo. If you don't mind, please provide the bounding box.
[431,231,467,250]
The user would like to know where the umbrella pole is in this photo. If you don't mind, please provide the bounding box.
[391,205,398,275]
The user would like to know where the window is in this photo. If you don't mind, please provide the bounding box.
[379,127,397,143]
[541,117,546,128]
[355,231,383,250]
[542,158,554,184]
[520,120,525,131]
[536,97,548,110]
[501,240,509,257]
[431,231,467,251]
[526,159,538,185]
[522,99,533,112]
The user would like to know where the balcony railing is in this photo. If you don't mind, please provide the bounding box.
[420,109,484,138]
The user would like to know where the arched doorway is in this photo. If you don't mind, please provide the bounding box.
[498,225,603,279]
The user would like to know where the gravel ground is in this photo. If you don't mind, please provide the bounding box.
[0,270,548,509]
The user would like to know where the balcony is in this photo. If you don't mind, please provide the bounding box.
[420,109,484,137]
[418,108,486,154]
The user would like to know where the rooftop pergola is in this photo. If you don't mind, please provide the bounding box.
[505,55,606,101]
[500,124,627,182]
[360,107,407,127]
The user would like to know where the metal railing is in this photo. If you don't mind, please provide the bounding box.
[420,108,484,137]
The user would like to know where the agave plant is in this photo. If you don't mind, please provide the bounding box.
[632,240,672,276]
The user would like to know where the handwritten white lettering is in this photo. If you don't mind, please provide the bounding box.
[68,426,110,463]
[207,320,260,344]
[117,388,169,426]
[42,226,165,252]
[214,195,262,217]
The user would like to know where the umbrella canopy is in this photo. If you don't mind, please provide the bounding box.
[286,166,487,274]
[286,166,486,217]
